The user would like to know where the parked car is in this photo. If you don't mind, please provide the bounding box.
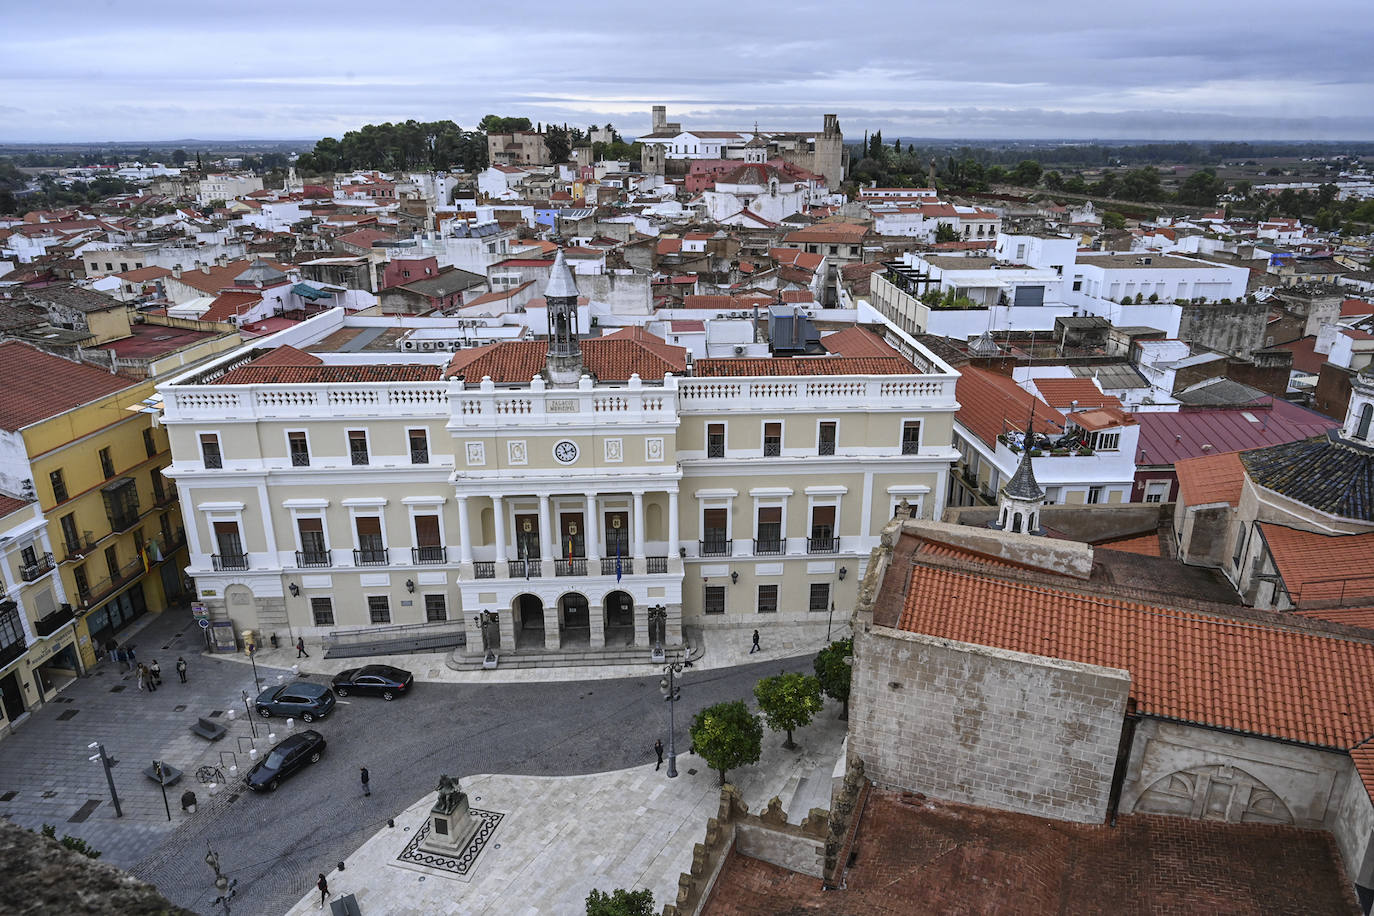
[331,665,415,700]
[245,729,326,792]
[254,682,335,721]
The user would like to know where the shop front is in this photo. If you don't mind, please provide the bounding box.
[84,583,148,650]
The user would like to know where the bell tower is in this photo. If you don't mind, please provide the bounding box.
[991,414,1046,536]
[544,249,583,386]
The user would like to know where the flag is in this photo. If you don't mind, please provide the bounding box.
[567,536,573,561]
[615,535,622,583]
[139,544,149,572]
[150,540,163,563]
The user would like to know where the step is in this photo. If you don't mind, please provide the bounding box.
[446,644,687,671]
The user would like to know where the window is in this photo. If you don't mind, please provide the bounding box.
[73,565,89,601]
[818,421,836,456]
[424,594,447,622]
[809,506,836,552]
[311,597,335,627]
[120,262,128,273]
[104,545,119,580]
[413,514,443,563]
[1144,481,1169,504]
[757,584,778,613]
[60,513,80,553]
[98,447,115,479]
[368,595,391,624]
[1358,404,1373,441]
[0,600,23,651]
[213,521,245,568]
[707,423,725,458]
[102,477,139,530]
[755,507,782,554]
[763,422,781,457]
[702,508,729,556]
[50,469,68,503]
[355,516,385,564]
[409,429,429,464]
[1072,279,1083,292]
[809,583,830,613]
[348,430,369,466]
[1087,486,1103,505]
[297,518,328,566]
[288,432,310,466]
[704,585,726,615]
[901,421,921,455]
[1043,487,1061,505]
[200,434,222,469]
[1090,431,1121,451]
[150,468,164,502]
[1232,523,1248,569]
[143,428,158,458]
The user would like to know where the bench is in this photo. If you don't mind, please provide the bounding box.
[143,763,183,786]
[189,717,227,741]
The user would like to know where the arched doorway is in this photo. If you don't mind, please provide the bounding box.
[604,591,634,647]
[560,593,590,647]
[514,594,544,649]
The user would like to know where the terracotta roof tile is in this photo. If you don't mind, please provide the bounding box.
[1174,450,1247,507]
[215,365,440,385]
[955,367,1063,448]
[896,555,1374,749]
[0,341,140,430]
[199,291,261,322]
[1031,377,1122,410]
[1258,524,1374,608]
[821,327,901,359]
[0,495,32,518]
[170,259,289,295]
[447,337,684,383]
[693,356,914,377]
[246,345,324,368]
[1294,607,1374,630]
[1095,531,1165,556]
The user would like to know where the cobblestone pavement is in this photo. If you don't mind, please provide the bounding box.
[0,607,824,915]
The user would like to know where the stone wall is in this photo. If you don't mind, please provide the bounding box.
[1178,298,1269,358]
[849,626,1130,824]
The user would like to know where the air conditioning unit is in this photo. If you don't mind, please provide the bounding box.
[734,345,745,355]
[449,341,463,351]
[403,340,416,350]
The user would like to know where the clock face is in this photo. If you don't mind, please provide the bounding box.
[554,440,578,464]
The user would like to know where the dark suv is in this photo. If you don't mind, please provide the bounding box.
[331,665,414,700]
[254,682,335,721]
[245,730,326,792]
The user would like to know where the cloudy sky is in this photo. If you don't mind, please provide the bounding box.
[2,0,1371,143]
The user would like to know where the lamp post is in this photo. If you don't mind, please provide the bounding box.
[241,690,258,739]
[827,565,847,641]
[246,641,261,691]
[646,604,666,661]
[87,741,122,818]
[152,760,172,821]
[659,661,683,779]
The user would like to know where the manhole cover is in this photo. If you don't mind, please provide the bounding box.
[174,705,187,712]
[57,710,79,721]
[687,768,698,776]
[68,799,100,823]
[0,791,16,801]
[41,790,58,799]
[109,686,126,693]
[209,710,223,718]
[226,793,240,803]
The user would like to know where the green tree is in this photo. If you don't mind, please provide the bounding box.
[934,222,961,243]
[754,673,823,750]
[1043,170,1064,190]
[1063,174,1087,193]
[171,148,188,166]
[479,115,532,133]
[40,824,101,859]
[544,125,572,164]
[814,637,854,719]
[690,700,763,785]
[868,130,883,160]
[1102,210,1127,230]
[586,887,655,916]
[1176,169,1226,207]
[1010,159,1043,186]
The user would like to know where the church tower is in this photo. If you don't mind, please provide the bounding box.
[544,249,583,386]
[992,417,1046,536]
[1341,366,1374,443]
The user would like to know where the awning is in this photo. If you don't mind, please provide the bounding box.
[292,283,334,301]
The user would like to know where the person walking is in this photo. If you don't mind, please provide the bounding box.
[114,647,126,672]
[360,766,370,797]
[654,739,664,770]
[176,657,188,683]
[135,664,147,691]
[296,637,309,659]
[150,660,162,687]
[316,873,329,908]
[145,663,158,692]
[127,645,137,666]
[750,629,760,654]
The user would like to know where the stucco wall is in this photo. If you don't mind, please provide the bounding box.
[849,626,1130,823]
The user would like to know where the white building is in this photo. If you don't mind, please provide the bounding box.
[197,174,264,206]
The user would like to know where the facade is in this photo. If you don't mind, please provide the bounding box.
[486,131,549,166]
[196,173,264,206]
[158,263,959,664]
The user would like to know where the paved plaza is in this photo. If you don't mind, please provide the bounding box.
[0,606,848,914]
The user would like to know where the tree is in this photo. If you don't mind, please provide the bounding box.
[868,130,883,160]
[814,637,854,719]
[171,148,188,166]
[544,125,572,164]
[1176,169,1226,207]
[40,824,101,859]
[1010,159,1043,187]
[1042,170,1064,190]
[934,222,961,243]
[1102,210,1127,230]
[586,887,654,916]
[689,700,763,785]
[479,114,532,134]
[754,673,823,750]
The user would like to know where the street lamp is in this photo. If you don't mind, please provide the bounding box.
[246,641,261,691]
[827,565,847,641]
[241,690,258,739]
[87,741,122,818]
[659,661,683,779]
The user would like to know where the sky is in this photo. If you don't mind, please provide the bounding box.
[2,0,1372,144]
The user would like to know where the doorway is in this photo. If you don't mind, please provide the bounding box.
[0,672,25,724]
[559,513,585,559]
[515,594,544,648]
[604,591,634,647]
[560,593,590,647]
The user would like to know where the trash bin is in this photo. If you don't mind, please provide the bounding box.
[270,632,279,649]
[241,629,254,655]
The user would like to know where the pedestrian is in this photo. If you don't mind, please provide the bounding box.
[176,657,188,683]
[135,664,146,691]
[127,645,137,667]
[750,629,760,654]
[146,663,158,692]
[654,739,664,770]
[360,766,370,797]
[296,637,309,659]
[114,647,126,672]
[150,660,162,687]
[316,872,329,908]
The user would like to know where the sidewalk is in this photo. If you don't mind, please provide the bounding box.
[217,619,852,685]
[284,699,848,916]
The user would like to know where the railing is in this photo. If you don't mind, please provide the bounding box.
[807,536,839,554]
[678,374,956,410]
[902,441,920,455]
[34,603,74,638]
[0,638,25,668]
[818,440,836,457]
[323,619,467,657]
[75,556,145,608]
[508,559,541,578]
[601,557,628,576]
[154,484,178,506]
[555,559,587,577]
[412,546,447,565]
[20,553,56,582]
[291,452,311,467]
[753,538,784,556]
[473,561,495,579]
[350,449,370,466]
[165,381,451,421]
[646,556,668,574]
[213,553,249,570]
[763,441,781,458]
[108,510,140,533]
[296,550,332,568]
[353,548,389,566]
[63,535,96,562]
[700,538,732,557]
[410,449,429,464]
[707,440,725,458]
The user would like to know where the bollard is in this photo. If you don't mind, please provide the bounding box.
[276,674,284,684]
[286,717,294,731]
[291,664,299,677]
[181,790,197,812]
[249,748,258,760]
[207,782,219,796]
[268,732,277,743]
[226,708,236,721]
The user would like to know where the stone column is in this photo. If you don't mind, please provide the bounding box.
[585,494,600,564]
[497,606,515,652]
[667,490,680,566]
[589,593,606,649]
[538,493,555,577]
[463,608,483,657]
[456,496,473,564]
[632,490,646,563]
[636,598,651,648]
[492,495,507,564]
[543,598,561,651]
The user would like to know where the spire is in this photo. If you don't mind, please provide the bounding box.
[991,407,1045,535]
[544,248,583,386]
[544,249,578,300]
[1003,440,1045,502]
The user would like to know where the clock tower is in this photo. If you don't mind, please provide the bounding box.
[544,249,583,386]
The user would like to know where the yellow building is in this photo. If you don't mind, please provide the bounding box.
[0,342,190,732]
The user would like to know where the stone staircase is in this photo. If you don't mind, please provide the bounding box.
[446,643,686,671]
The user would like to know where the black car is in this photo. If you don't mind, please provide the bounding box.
[254,681,336,721]
[331,665,414,700]
[245,730,326,792]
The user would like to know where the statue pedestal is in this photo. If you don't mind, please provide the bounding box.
[420,791,480,856]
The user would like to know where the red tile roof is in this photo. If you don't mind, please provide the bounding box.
[447,338,685,383]
[0,341,140,430]
[334,228,394,249]
[694,355,914,377]
[821,327,901,359]
[681,294,773,311]
[669,320,704,332]
[955,367,1063,448]
[1258,524,1374,608]
[597,327,689,371]
[0,495,32,518]
[1068,406,1136,431]
[1342,299,1374,317]
[169,259,289,295]
[1095,531,1165,556]
[1294,607,1374,631]
[1133,402,1339,466]
[1273,336,1325,375]
[782,222,871,244]
[246,345,323,368]
[1031,377,1122,410]
[656,238,682,255]
[215,365,441,385]
[199,291,261,322]
[896,554,1374,749]
[1174,450,1247,507]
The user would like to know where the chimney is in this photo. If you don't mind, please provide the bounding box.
[172,264,182,279]
[201,263,211,275]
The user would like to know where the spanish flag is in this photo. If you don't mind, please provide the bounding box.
[140,544,150,573]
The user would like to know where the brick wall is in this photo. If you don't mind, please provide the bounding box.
[849,626,1131,823]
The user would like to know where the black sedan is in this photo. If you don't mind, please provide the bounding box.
[330,665,414,700]
[254,681,336,721]
[245,730,326,792]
